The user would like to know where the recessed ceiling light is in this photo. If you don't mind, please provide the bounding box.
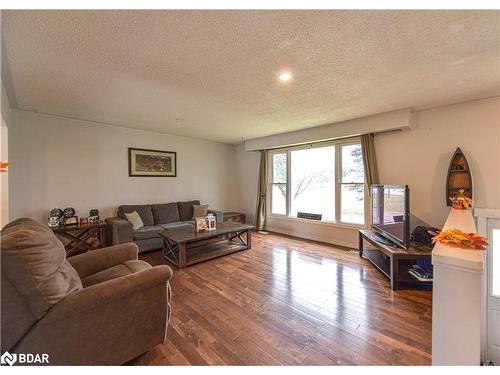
[279,72,292,82]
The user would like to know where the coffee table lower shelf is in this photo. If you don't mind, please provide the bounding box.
[167,240,247,267]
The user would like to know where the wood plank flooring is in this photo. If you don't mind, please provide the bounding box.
[132,232,432,365]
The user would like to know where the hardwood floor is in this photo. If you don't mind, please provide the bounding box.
[133,232,432,365]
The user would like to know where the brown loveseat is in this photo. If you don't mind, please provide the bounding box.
[0,218,172,365]
[106,200,223,253]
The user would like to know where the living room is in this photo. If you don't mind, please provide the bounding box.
[1,1,499,370]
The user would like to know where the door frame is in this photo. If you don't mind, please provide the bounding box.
[475,208,500,364]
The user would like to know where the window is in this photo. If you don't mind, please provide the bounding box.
[271,153,287,215]
[269,140,366,225]
[290,146,335,221]
[339,144,365,224]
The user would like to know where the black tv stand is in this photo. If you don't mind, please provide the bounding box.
[359,229,432,290]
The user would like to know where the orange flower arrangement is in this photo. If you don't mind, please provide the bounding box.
[0,161,11,173]
[432,228,488,250]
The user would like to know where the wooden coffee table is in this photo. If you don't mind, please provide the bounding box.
[160,222,255,268]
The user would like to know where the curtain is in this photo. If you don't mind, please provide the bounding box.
[361,133,379,190]
[254,150,268,231]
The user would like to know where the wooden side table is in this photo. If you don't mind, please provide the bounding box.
[223,212,246,224]
[51,221,108,257]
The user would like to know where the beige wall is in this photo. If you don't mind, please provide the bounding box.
[9,110,238,222]
[9,97,499,239]
[235,144,260,224]
[376,96,500,228]
[245,108,411,151]
[236,96,500,247]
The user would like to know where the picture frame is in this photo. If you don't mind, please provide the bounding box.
[128,148,177,177]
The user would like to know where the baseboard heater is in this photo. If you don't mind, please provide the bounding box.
[297,212,322,221]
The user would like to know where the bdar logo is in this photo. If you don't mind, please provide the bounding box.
[1,351,49,365]
[1,351,17,366]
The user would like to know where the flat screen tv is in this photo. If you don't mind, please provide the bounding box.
[371,184,410,249]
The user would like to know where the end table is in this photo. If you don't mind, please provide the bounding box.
[51,221,108,257]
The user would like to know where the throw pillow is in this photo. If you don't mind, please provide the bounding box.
[192,204,209,219]
[125,211,144,230]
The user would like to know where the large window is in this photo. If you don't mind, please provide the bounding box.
[290,146,335,221]
[269,140,366,225]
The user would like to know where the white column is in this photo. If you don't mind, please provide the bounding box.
[432,209,484,365]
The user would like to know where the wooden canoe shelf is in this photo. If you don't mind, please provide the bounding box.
[446,147,473,206]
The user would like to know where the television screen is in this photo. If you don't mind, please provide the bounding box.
[371,185,410,249]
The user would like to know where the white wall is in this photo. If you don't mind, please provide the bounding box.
[235,96,500,248]
[9,110,238,222]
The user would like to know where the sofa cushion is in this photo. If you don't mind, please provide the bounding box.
[81,260,152,288]
[132,226,164,241]
[152,202,180,225]
[0,218,83,323]
[158,222,194,231]
[177,200,200,221]
[118,205,154,227]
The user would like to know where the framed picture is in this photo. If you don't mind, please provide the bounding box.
[128,148,177,177]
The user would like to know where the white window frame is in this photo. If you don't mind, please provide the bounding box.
[267,137,368,228]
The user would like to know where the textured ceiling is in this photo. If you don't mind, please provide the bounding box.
[2,10,499,144]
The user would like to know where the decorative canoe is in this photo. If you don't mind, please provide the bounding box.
[446,147,473,206]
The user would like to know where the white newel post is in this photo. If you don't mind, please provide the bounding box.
[432,209,484,365]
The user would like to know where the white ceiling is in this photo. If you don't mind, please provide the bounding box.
[2,10,499,144]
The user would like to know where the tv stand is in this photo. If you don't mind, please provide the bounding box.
[359,229,432,290]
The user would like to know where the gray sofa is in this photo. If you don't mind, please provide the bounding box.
[106,200,223,253]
